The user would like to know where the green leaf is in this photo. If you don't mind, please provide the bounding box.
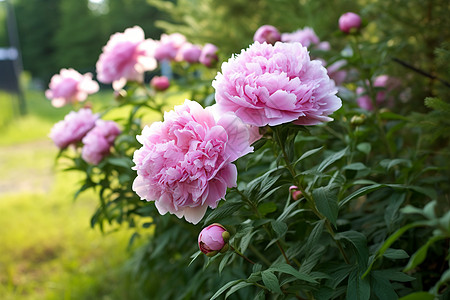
[362,221,430,278]
[219,251,233,274]
[261,270,282,294]
[303,220,325,255]
[313,186,339,227]
[258,202,277,217]
[404,235,446,272]
[106,156,134,169]
[346,268,370,300]
[271,220,288,239]
[335,230,368,267]
[398,292,434,300]
[203,200,243,224]
[210,280,244,300]
[225,281,253,299]
[188,251,202,267]
[317,147,348,172]
[269,263,318,283]
[357,142,371,155]
[383,248,409,260]
[294,146,324,166]
[371,271,398,300]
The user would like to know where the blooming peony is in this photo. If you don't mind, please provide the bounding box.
[199,43,219,67]
[198,223,230,256]
[281,27,320,48]
[213,42,342,127]
[45,69,99,108]
[81,120,121,165]
[49,108,99,149]
[154,33,187,61]
[253,25,281,45]
[339,12,362,34]
[96,26,157,90]
[177,43,202,63]
[132,100,254,224]
[356,75,398,110]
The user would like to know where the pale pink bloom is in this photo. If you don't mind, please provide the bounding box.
[199,43,219,67]
[317,41,331,51]
[198,224,228,254]
[132,100,254,224]
[213,42,342,127]
[45,69,99,108]
[281,27,320,47]
[154,33,187,61]
[356,75,399,110]
[326,60,347,86]
[177,43,202,63]
[339,12,362,34]
[81,120,121,165]
[253,25,281,45]
[96,26,157,90]
[49,108,99,149]
[150,76,170,91]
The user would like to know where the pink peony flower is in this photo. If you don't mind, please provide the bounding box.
[356,75,399,110]
[132,100,254,224]
[45,69,99,108]
[281,27,320,48]
[253,25,281,45]
[177,43,202,63]
[213,42,342,127]
[49,108,99,149]
[339,12,362,34]
[150,76,170,91]
[322,59,347,86]
[81,120,121,165]
[289,186,303,201]
[199,43,219,68]
[154,33,187,61]
[198,223,230,256]
[96,26,157,90]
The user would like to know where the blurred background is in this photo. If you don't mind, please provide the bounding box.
[0,0,448,299]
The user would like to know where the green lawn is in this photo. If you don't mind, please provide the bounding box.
[0,89,170,300]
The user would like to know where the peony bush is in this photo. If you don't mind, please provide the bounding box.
[47,12,450,300]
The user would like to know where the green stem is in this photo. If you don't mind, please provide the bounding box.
[274,128,350,264]
[249,244,272,266]
[230,245,256,265]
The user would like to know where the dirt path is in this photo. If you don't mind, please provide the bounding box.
[0,139,55,196]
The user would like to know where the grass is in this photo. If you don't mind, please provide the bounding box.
[0,88,184,299]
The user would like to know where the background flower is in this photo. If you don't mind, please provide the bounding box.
[154,33,187,61]
[45,69,99,108]
[81,120,121,165]
[199,43,219,67]
[49,108,99,149]
[281,27,320,47]
[96,26,157,90]
[253,25,281,45]
[132,100,253,224]
[213,41,342,127]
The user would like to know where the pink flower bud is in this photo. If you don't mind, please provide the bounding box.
[177,43,202,63]
[199,43,218,68]
[253,25,281,45]
[198,223,229,256]
[150,76,170,91]
[289,186,302,201]
[339,12,362,34]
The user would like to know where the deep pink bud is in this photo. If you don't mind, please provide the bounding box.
[289,186,302,201]
[150,76,170,91]
[253,25,281,45]
[199,43,218,68]
[198,223,229,256]
[339,12,362,34]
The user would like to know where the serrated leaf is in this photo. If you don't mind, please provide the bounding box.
[317,147,348,172]
[313,186,338,227]
[261,270,282,294]
[269,263,318,283]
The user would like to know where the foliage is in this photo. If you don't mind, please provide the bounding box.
[44,1,450,299]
